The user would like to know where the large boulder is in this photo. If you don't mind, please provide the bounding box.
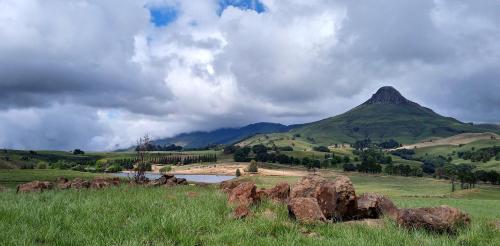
[16,181,53,193]
[314,181,337,219]
[220,179,242,193]
[70,178,90,189]
[290,174,326,199]
[288,197,326,223]
[158,174,175,185]
[396,205,470,233]
[331,176,357,220]
[257,182,290,203]
[228,182,259,206]
[356,193,398,219]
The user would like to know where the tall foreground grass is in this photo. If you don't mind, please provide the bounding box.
[1,185,499,245]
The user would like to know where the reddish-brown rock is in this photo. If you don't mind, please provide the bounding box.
[228,182,259,206]
[290,174,326,199]
[314,181,337,219]
[396,205,470,233]
[257,182,290,203]
[356,193,398,219]
[90,177,112,189]
[233,204,251,219]
[70,178,90,189]
[56,177,71,190]
[220,179,241,193]
[288,197,326,223]
[16,181,53,193]
[331,175,357,220]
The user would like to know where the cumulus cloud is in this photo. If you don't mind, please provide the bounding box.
[0,0,498,150]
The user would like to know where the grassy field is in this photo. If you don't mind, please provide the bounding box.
[414,139,500,171]
[0,170,499,245]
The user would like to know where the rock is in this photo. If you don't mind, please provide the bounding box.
[220,179,241,193]
[56,177,69,183]
[288,197,326,223]
[90,177,112,189]
[109,177,121,186]
[290,174,326,199]
[396,205,470,233]
[165,177,178,186]
[228,182,259,206]
[158,174,175,185]
[314,181,337,219]
[176,178,187,185]
[16,181,53,193]
[56,177,71,190]
[331,176,357,220]
[265,182,290,203]
[70,178,90,189]
[233,204,251,219]
[356,193,398,219]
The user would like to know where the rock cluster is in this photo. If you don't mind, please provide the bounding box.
[17,180,53,193]
[144,174,188,187]
[16,177,121,193]
[221,174,471,233]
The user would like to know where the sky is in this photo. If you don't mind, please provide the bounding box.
[0,0,499,151]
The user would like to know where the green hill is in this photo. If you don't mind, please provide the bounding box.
[289,86,498,145]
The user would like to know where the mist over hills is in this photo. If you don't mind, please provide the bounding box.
[150,86,499,149]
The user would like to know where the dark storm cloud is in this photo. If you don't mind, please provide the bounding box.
[0,0,498,150]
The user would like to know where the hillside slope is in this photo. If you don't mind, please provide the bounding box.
[290,86,498,145]
[152,122,297,148]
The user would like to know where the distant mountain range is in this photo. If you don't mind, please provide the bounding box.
[145,86,499,149]
[151,122,300,148]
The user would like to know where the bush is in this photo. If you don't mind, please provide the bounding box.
[235,168,241,177]
[246,160,258,173]
[159,165,172,174]
[106,164,123,173]
[343,163,357,172]
[313,146,330,152]
[135,162,152,172]
[71,165,87,172]
[36,161,48,169]
[20,162,35,169]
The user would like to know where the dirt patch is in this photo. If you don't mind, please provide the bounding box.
[165,162,309,177]
[396,132,499,150]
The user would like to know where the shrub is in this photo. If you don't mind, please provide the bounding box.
[313,146,330,152]
[235,168,241,177]
[71,165,87,172]
[20,162,35,169]
[159,165,172,174]
[246,160,258,173]
[36,161,48,169]
[343,163,357,172]
[106,164,123,173]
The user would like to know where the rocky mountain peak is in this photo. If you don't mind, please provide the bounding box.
[364,86,410,105]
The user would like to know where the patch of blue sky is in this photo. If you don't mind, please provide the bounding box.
[218,0,266,15]
[149,7,178,27]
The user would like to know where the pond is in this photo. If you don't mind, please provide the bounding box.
[112,172,235,184]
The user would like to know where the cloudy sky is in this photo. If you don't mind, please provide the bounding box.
[0,0,499,151]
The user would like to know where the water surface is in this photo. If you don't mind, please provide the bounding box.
[113,172,234,183]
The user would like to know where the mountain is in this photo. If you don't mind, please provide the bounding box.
[152,122,298,148]
[290,86,498,144]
